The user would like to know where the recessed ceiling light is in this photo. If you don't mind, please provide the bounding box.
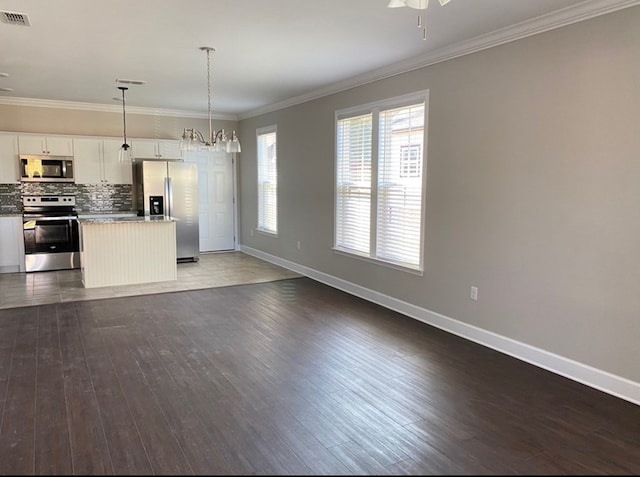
[0,87,15,92]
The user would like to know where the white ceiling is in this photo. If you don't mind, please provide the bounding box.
[0,0,636,119]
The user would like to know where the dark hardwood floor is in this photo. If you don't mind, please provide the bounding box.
[0,277,639,475]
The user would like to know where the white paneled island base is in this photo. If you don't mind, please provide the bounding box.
[79,217,177,288]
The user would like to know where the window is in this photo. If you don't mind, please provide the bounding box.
[257,125,278,235]
[335,92,427,271]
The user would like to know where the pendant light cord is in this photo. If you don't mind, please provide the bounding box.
[203,47,214,144]
[119,86,129,147]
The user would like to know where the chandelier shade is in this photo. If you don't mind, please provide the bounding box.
[179,47,241,154]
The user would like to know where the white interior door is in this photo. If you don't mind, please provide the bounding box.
[184,151,235,252]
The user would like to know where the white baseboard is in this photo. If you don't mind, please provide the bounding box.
[240,245,640,406]
[0,265,21,274]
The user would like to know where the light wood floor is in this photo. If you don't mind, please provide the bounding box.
[0,252,302,310]
[1,277,639,474]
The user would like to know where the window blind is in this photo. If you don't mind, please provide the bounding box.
[335,113,372,254]
[257,127,278,234]
[377,104,424,267]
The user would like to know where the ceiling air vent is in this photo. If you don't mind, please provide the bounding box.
[0,11,31,26]
[116,79,147,86]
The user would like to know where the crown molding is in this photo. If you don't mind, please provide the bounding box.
[239,0,640,120]
[0,96,239,121]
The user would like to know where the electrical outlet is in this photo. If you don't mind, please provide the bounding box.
[470,286,478,301]
[251,229,254,237]
[297,241,301,250]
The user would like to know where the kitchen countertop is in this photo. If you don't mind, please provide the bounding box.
[1,211,140,217]
[78,215,177,224]
[77,211,138,217]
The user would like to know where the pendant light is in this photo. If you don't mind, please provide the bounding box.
[180,47,241,154]
[118,85,133,163]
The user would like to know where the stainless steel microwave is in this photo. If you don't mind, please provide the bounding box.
[20,155,75,182]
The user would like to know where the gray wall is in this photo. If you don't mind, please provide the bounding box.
[238,7,640,385]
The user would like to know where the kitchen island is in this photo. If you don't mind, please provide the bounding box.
[78,216,177,288]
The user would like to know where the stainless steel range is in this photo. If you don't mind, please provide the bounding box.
[22,195,80,272]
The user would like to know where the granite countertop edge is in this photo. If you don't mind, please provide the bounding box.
[78,216,177,224]
[2,211,140,217]
[77,210,138,216]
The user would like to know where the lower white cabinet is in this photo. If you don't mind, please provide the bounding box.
[0,133,19,184]
[74,137,133,184]
[0,216,25,273]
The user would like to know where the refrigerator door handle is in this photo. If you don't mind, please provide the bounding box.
[164,176,172,218]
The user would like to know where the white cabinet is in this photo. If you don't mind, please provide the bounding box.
[74,137,132,184]
[0,134,19,183]
[0,216,25,273]
[102,139,133,183]
[18,135,73,155]
[133,139,181,160]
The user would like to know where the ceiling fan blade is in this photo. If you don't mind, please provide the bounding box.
[386,0,450,11]
[404,0,429,10]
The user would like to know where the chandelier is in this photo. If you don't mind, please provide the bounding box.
[388,0,452,40]
[180,47,241,153]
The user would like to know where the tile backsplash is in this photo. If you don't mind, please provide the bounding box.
[0,184,21,213]
[75,184,133,212]
[0,182,132,214]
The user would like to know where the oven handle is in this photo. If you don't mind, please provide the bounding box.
[22,215,78,221]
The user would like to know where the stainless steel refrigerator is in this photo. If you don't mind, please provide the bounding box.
[132,159,199,262]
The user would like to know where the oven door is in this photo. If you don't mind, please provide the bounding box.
[23,216,79,254]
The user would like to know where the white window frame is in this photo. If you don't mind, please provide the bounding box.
[257,125,278,236]
[333,91,429,274]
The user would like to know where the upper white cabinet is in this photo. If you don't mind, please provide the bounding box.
[74,137,132,184]
[18,135,74,156]
[0,134,20,184]
[133,139,182,160]
[102,138,133,183]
